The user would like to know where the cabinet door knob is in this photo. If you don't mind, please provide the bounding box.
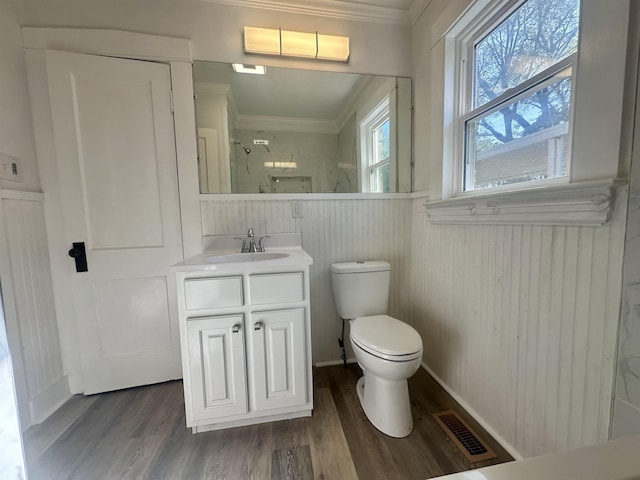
[232,324,240,333]
[254,322,263,331]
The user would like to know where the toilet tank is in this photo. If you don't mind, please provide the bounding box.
[330,261,390,319]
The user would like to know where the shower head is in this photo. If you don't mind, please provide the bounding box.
[231,139,251,155]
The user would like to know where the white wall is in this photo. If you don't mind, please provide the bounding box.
[0,0,40,192]
[0,194,70,427]
[409,0,633,459]
[21,0,412,77]
[409,192,626,458]
[614,2,640,438]
[0,0,68,429]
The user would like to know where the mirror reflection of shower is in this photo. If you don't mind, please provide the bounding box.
[230,138,251,174]
[230,138,251,155]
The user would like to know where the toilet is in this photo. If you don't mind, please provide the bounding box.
[330,261,423,438]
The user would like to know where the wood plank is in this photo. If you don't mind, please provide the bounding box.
[317,366,402,480]
[271,445,314,480]
[307,387,358,480]
[23,394,98,464]
[245,422,273,480]
[103,433,165,480]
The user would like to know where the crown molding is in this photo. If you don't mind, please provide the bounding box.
[409,0,432,25]
[236,114,339,134]
[202,0,411,25]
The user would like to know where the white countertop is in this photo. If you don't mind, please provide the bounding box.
[171,246,313,272]
[436,434,640,480]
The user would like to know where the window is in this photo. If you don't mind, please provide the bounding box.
[361,97,391,193]
[457,0,580,193]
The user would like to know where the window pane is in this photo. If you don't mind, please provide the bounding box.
[465,71,571,191]
[373,120,390,165]
[474,0,579,109]
[370,162,390,193]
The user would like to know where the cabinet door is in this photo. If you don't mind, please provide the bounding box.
[250,308,307,411]
[186,315,247,421]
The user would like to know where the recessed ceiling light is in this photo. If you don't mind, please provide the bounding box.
[232,63,267,75]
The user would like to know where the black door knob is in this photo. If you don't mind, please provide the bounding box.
[68,242,88,272]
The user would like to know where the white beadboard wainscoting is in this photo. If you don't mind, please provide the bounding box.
[0,191,69,428]
[408,188,628,459]
[201,197,412,364]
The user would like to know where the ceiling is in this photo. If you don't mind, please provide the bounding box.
[193,61,374,120]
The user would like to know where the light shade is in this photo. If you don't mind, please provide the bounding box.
[280,30,317,58]
[243,26,349,62]
[317,33,350,61]
[244,27,280,56]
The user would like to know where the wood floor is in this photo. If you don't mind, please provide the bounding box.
[24,365,513,479]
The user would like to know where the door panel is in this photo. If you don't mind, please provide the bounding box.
[250,308,306,411]
[45,50,183,394]
[187,316,248,421]
[74,71,165,249]
[94,277,172,357]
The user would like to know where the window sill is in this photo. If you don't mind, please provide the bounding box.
[423,179,624,226]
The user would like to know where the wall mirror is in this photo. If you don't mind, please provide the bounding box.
[193,61,412,194]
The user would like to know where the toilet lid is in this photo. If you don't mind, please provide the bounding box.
[350,315,422,358]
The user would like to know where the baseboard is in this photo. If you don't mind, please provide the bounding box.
[421,362,523,461]
[29,375,71,425]
[314,358,358,367]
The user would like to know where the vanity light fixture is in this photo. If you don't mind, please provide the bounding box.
[231,63,267,74]
[244,26,350,62]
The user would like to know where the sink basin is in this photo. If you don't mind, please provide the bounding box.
[206,252,290,264]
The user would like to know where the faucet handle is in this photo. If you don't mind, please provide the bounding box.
[247,227,254,237]
[233,236,249,253]
[257,236,270,252]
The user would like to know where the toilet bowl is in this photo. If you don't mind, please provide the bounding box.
[350,315,422,437]
[330,261,423,438]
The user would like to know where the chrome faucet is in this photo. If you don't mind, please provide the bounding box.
[247,227,256,252]
[235,227,269,253]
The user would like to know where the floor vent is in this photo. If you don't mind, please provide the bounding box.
[432,410,497,463]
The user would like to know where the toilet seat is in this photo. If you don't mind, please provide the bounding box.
[350,315,422,362]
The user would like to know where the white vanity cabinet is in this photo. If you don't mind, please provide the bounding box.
[172,247,313,433]
[249,308,307,412]
[186,315,248,422]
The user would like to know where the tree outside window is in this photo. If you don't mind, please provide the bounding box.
[462,0,580,191]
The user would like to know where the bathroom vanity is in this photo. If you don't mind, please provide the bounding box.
[171,234,313,432]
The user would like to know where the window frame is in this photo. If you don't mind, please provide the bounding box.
[450,0,580,197]
[360,96,395,193]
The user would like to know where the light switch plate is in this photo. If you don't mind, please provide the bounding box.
[292,201,304,218]
[0,153,22,182]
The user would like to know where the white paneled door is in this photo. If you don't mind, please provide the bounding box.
[46,51,183,394]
